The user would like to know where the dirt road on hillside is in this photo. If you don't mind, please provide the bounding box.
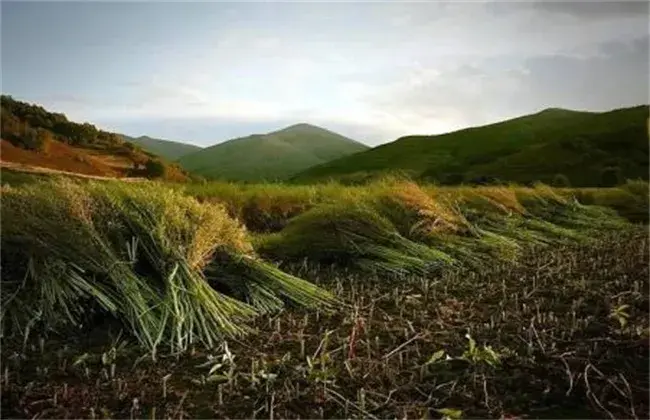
[0,160,148,182]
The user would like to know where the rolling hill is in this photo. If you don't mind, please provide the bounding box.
[178,123,369,181]
[292,105,649,187]
[0,95,189,181]
[121,134,202,161]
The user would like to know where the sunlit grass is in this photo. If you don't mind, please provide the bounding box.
[1,178,336,354]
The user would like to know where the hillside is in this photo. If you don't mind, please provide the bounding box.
[0,95,189,181]
[178,123,368,181]
[121,134,202,161]
[292,106,649,187]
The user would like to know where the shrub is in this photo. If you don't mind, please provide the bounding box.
[600,167,622,187]
[36,128,53,154]
[144,159,167,178]
[551,173,571,187]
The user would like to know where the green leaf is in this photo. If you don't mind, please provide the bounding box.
[426,350,446,365]
[465,333,476,355]
[483,346,501,366]
[259,371,278,381]
[436,408,463,419]
[206,374,228,383]
[72,353,90,367]
[208,363,224,376]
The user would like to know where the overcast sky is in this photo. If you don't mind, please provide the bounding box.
[2,1,648,146]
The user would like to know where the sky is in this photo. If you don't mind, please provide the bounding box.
[2,1,648,147]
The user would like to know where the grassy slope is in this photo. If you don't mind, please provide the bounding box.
[121,134,202,161]
[178,123,369,181]
[293,106,649,186]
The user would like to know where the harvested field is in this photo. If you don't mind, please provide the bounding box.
[1,177,648,419]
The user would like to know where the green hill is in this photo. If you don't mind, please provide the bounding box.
[178,123,369,181]
[121,135,202,161]
[292,105,649,187]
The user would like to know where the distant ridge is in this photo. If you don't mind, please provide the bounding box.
[121,135,202,161]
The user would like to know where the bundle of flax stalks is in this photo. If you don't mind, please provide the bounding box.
[257,202,454,275]
[257,181,633,275]
[0,179,335,354]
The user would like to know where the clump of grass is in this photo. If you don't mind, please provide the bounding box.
[373,181,471,239]
[257,203,454,275]
[450,187,572,255]
[2,176,641,354]
[1,179,336,353]
[186,180,376,233]
[2,179,164,349]
[91,182,260,351]
[205,254,337,313]
[255,180,637,274]
[516,185,631,235]
[569,180,649,224]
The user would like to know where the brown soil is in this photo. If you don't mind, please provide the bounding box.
[0,139,121,177]
[0,138,190,183]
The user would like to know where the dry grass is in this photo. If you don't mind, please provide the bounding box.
[252,180,634,276]
[376,181,470,237]
[1,179,335,354]
[183,178,647,232]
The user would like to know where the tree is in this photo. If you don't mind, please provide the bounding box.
[35,128,53,154]
[22,127,41,150]
[1,109,22,142]
[144,159,167,178]
[551,173,571,187]
[600,167,622,187]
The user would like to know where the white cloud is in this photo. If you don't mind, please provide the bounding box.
[27,2,649,145]
[106,96,293,122]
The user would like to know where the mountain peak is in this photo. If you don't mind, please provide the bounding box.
[178,123,368,181]
[536,107,592,117]
[281,123,322,131]
[540,107,568,113]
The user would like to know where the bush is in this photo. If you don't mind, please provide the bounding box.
[144,159,167,178]
[600,167,623,187]
[21,127,51,151]
[36,128,53,154]
[551,173,571,187]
